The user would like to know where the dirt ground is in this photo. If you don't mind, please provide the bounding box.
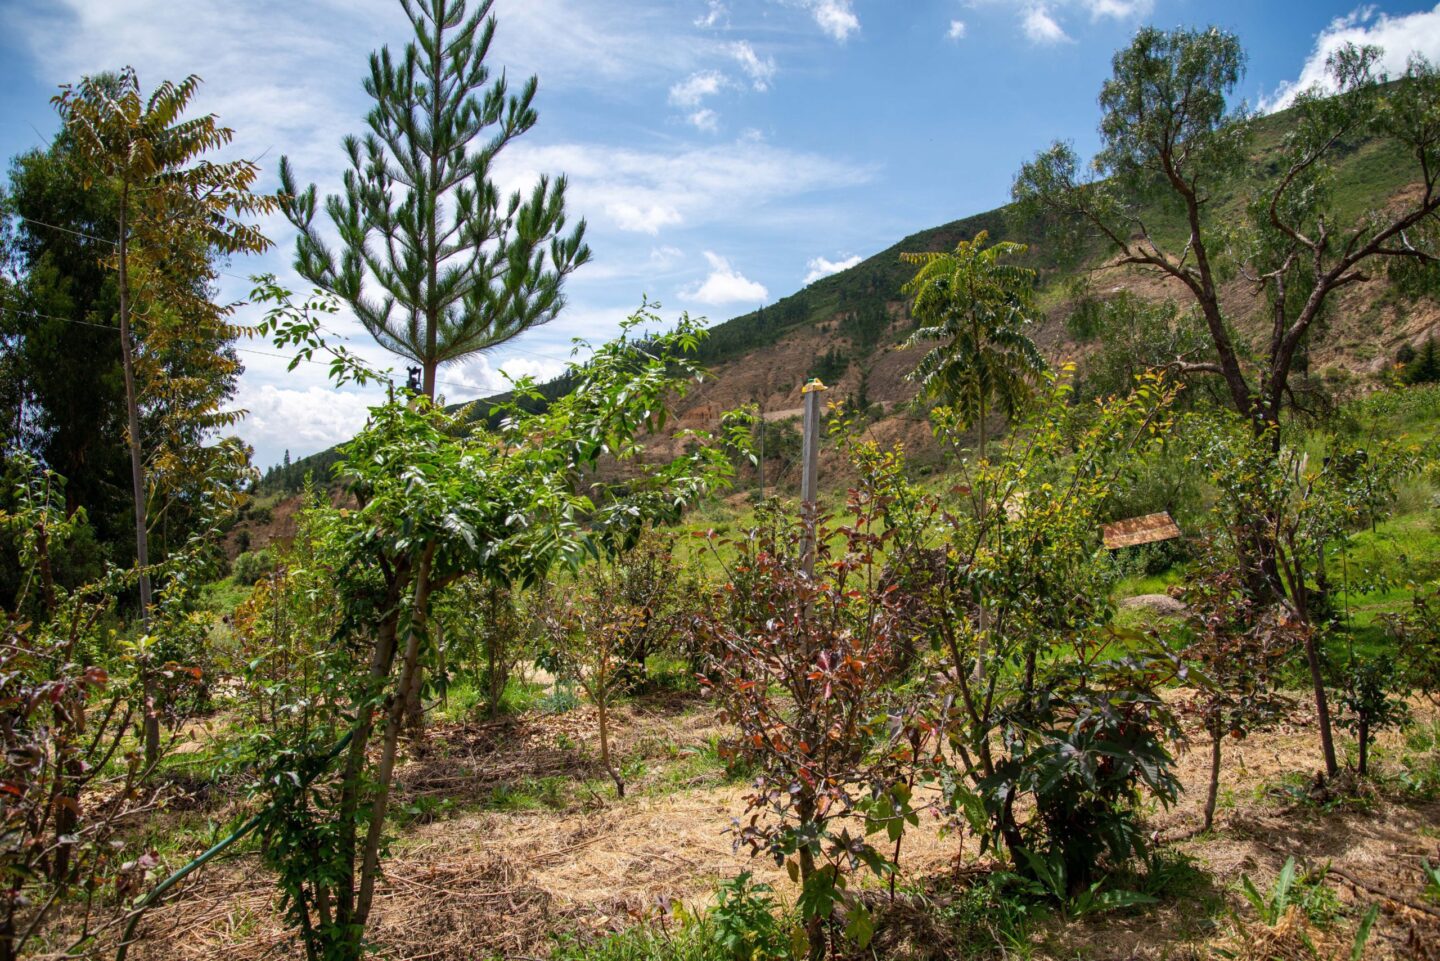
[130,693,1440,961]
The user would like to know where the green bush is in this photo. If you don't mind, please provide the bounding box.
[707,873,793,961]
[231,548,275,586]
[1391,719,1440,800]
[548,876,798,961]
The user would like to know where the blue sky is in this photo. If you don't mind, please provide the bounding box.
[3,0,1439,468]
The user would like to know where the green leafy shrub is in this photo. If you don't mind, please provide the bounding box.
[231,547,275,586]
[707,873,794,961]
[692,497,919,958]
[918,374,1185,893]
[1337,654,1409,777]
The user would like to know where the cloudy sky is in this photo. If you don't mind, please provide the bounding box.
[3,0,1440,468]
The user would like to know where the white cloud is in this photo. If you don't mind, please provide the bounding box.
[730,40,778,90]
[443,353,570,397]
[650,246,686,270]
[1261,4,1440,113]
[578,245,687,281]
[805,0,861,43]
[669,69,727,107]
[695,0,728,28]
[1023,6,1071,45]
[688,108,721,132]
[772,0,859,42]
[495,137,872,236]
[1082,0,1153,19]
[803,254,863,284]
[682,252,769,305]
[235,383,378,468]
[607,201,686,234]
[967,0,1147,45]
[947,19,968,41]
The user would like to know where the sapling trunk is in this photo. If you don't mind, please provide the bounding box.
[1358,717,1370,777]
[973,392,990,685]
[597,694,624,798]
[331,564,407,955]
[1302,629,1339,778]
[353,546,435,944]
[1203,729,1223,832]
[401,526,436,737]
[795,794,824,960]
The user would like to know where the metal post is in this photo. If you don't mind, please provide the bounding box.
[800,378,827,577]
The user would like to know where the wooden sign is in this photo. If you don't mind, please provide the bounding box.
[1101,511,1181,550]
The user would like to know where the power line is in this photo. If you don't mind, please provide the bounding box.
[14,215,116,246]
[11,215,581,365]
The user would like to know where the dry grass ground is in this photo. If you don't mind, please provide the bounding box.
[127,693,1440,961]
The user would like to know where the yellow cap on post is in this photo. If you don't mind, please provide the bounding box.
[801,378,828,394]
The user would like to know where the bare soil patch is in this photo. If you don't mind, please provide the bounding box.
[129,695,1440,961]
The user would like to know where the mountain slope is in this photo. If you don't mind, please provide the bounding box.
[262,103,1437,497]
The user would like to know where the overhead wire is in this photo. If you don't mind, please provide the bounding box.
[6,214,583,369]
[0,303,509,398]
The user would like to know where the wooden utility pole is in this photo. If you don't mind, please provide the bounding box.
[757,401,766,500]
[800,379,827,577]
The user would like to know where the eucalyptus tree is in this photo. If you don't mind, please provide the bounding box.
[53,69,275,766]
[279,0,591,399]
[1013,28,1440,441]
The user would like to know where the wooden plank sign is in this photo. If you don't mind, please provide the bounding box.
[1101,511,1181,550]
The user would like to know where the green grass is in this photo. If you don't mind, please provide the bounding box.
[547,917,742,961]
[482,775,574,812]
[434,674,548,724]
[198,575,252,615]
[1373,718,1440,801]
[1113,568,1182,600]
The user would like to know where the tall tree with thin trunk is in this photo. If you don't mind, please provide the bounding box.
[900,230,1045,681]
[1014,30,1440,445]
[1012,27,1440,778]
[53,68,274,766]
[900,230,1046,466]
[280,0,590,735]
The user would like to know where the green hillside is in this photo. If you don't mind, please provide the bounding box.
[260,100,1424,495]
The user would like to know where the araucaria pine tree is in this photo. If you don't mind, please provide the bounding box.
[280,0,590,734]
[279,0,591,401]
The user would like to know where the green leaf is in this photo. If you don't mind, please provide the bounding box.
[844,901,875,949]
[1350,904,1379,961]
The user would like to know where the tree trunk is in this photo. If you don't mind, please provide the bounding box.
[1302,629,1339,778]
[795,795,824,960]
[401,507,436,737]
[1203,729,1222,832]
[485,620,507,719]
[1357,718,1369,777]
[999,788,1027,881]
[597,695,623,798]
[333,566,407,952]
[116,191,159,770]
[973,392,990,685]
[354,547,434,942]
